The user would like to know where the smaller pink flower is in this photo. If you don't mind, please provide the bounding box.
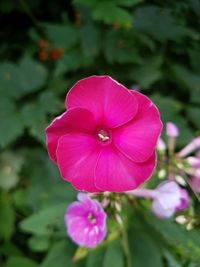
[65,193,107,248]
[166,122,179,138]
[152,181,189,219]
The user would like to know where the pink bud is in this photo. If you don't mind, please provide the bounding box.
[166,122,179,138]
[157,138,166,151]
[178,137,200,158]
[191,176,200,193]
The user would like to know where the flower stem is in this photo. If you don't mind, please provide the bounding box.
[121,226,132,267]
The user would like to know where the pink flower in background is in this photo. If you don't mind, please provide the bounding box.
[65,193,107,247]
[46,76,162,192]
[152,181,189,218]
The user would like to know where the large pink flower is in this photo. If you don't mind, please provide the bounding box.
[46,76,162,192]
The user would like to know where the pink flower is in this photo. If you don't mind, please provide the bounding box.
[46,76,162,192]
[166,122,179,138]
[65,193,107,248]
[152,181,189,218]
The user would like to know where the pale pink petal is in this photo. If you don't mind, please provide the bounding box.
[46,107,96,163]
[113,91,162,162]
[95,146,156,192]
[66,76,138,128]
[56,133,101,192]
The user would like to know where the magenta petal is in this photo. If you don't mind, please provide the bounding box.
[56,133,101,192]
[113,91,162,162]
[66,76,138,128]
[95,146,156,192]
[45,107,96,163]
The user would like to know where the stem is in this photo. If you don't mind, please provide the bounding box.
[19,0,43,34]
[127,189,158,199]
[121,226,132,267]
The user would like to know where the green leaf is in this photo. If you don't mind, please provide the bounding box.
[41,241,75,267]
[80,24,100,57]
[5,256,38,267]
[0,97,24,148]
[21,91,60,143]
[44,23,78,48]
[29,235,50,252]
[187,107,200,129]
[104,30,142,64]
[144,212,200,261]
[86,247,106,267]
[0,192,15,241]
[164,250,182,267]
[133,5,192,42]
[18,56,47,95]
[131,55,163,89]
[170,64,200,91]
[128,217,163,267]
[20,203,67,235]
[0,57,47,99]
[93,3,132,28]
[0,151,23,191]
[103,240,124,267]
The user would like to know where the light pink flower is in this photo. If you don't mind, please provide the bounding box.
[152,181,189,218]
[65,193,107,248]
[166,122,179,138]
[157,138,166,151]
[46,76,162,192]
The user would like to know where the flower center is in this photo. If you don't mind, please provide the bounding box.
[87,212,96,224]
[97,129,111,144]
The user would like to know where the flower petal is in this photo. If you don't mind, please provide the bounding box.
[95,146,156,192]
[113,91,162,162]
[46,107,96,163]
[56,133,101,192]
[66,75,138,128]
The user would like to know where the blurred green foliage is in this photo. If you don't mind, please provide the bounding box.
[0,0,200,266]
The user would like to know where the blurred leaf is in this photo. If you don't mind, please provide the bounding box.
[187,107,200,129]
[131,55,163,89]
[93,3,132,28]
[86,247,106,267]
[5,256,38,267]
[144,212,200,261]
[0,57,47,99]
[0,97,23,148]
[103,240,124,267]
[0,192,15,240]
[129,216,163,267]
[41,241,75,267]
[21,91,60,143]
[29,235,50,252]
[170,64,200,91]
[20,203,67,235]
[0,151,23,191]
[164,250,182,267]
[104,30,142,64]
[133,5,192,41]
[44,24,78,48]
[80,23,100,57]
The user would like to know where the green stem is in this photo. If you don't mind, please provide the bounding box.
[121,226,132,267]
[19,0,43,34]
